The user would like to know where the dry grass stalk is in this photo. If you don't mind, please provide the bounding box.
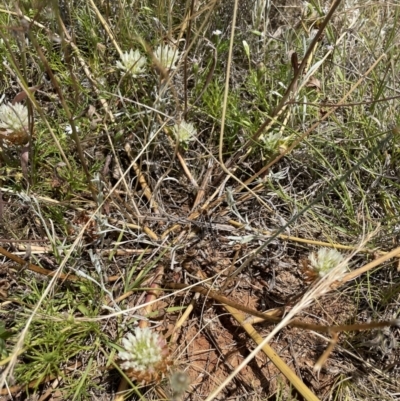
[203,233,379,400]
[223,303,321,401]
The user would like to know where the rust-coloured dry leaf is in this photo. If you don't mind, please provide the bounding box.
[0,129,29,145]
[306,76,321,90]
[12,84,43,105]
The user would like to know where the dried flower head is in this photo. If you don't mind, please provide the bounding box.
[170,371,191,399]
[242,40,250,59]
[172,120,197,148]
[0,102,28,132]
[0,102,29,144]
[118,327,170,383]
[308,248,348,278]
[154,44,179,70]
[116,49,146,76]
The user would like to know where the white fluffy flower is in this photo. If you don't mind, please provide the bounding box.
[0,102,28,132]
[173,120,197,147]
[116,49,146,76]
[154,44,179,70]
[308,248,348,278]
[118,327,168,372]
[261,131,281,150]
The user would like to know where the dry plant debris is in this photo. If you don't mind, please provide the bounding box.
[0,0,399,400]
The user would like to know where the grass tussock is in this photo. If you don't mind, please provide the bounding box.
[0,0,399,400]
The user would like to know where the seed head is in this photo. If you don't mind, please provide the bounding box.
[116,49,146,76]
[118,327,170,383]
[0,102,28,132]
[154,44,179,70]
[308,247,348,278]
[172,120,197,148]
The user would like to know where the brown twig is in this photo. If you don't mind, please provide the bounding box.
[314,332,339,372]
[190,158,214,211]
[125,143,160,215]
[338,245,400,285]
[286,94,400,108]
[0,246,80,281]
[164,282,399,333]
[223,304,321,401]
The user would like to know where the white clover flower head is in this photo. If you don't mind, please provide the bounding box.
[0,102,28,132]
[308,248,348,278]
[154,44,179,70]
[116,49,146,76]
[261,131,281,152]
[118,327,168,373]
[172,120,197,147]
